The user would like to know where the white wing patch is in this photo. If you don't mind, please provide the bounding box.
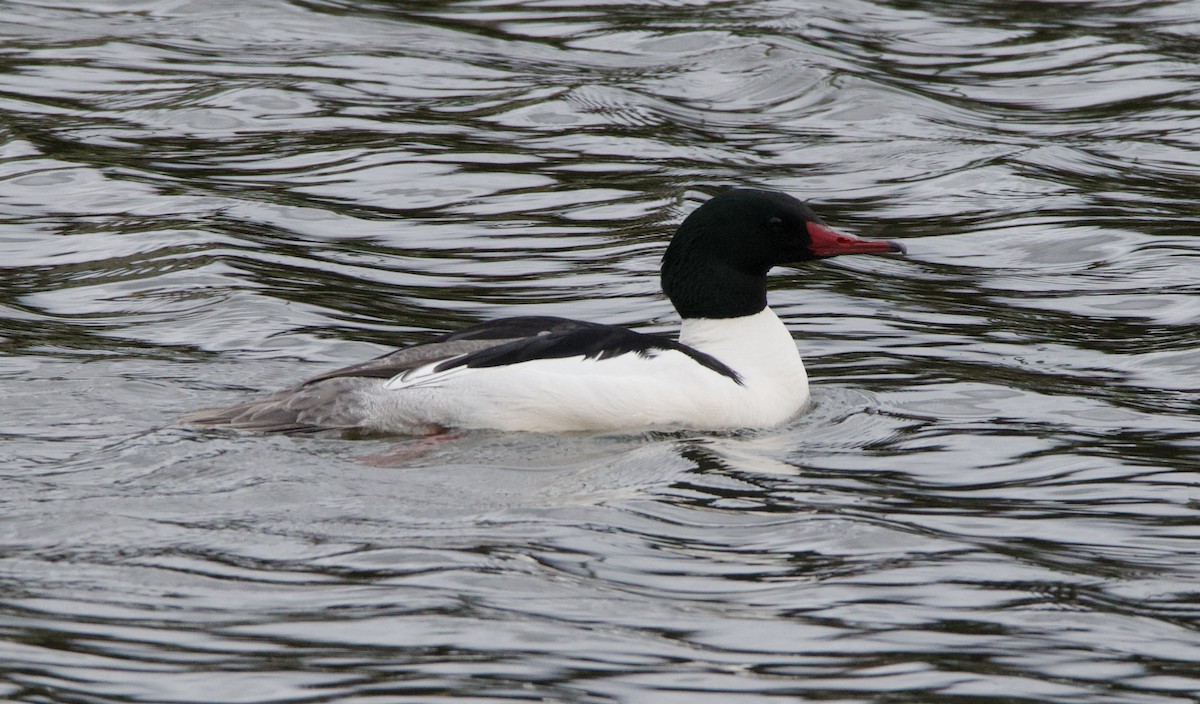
[384,355,471,390]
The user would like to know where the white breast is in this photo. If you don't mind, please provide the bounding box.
[677,307,810,425]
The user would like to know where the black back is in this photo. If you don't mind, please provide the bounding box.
[434,322,742,384]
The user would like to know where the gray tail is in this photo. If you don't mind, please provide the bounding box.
[180,377,377,433]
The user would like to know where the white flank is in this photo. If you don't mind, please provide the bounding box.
[366,308,809,433]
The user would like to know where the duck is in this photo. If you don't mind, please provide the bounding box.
[183,188,905,434]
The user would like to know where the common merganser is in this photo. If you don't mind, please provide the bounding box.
[183,188,905,434]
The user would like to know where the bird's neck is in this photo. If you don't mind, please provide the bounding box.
[678,307,804,385]
[662,257,770,319]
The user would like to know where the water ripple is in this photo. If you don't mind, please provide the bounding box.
[2,0,1199,702]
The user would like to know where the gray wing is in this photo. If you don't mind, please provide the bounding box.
[306,316,607,384]
[300,337,520,384]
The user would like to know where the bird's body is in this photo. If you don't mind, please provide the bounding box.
[183,189,905,435]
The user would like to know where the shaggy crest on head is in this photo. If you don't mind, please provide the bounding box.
[183,187,905,435]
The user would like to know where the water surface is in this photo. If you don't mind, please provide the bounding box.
[2,0,1199,702]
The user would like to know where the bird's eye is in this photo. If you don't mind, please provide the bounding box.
[768,216,783,230]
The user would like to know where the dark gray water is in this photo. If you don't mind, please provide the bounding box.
[3,1,1199,702]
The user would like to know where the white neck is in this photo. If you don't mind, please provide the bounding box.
[678,307,808,395]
